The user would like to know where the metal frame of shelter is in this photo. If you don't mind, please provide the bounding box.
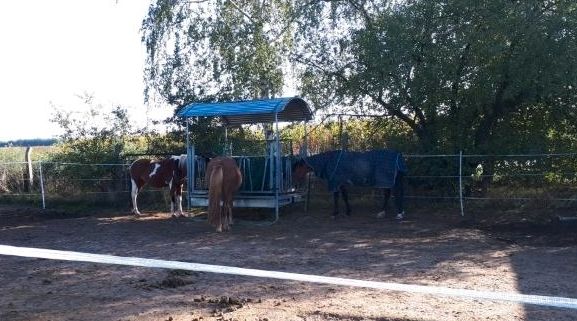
[177,97,313,222]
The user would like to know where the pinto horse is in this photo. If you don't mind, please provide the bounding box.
[129,155,187,217]
[205,156,242,232]
[293,149,407,220]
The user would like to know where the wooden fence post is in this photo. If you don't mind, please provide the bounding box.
[25,146,33,192]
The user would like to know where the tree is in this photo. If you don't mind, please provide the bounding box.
[49,95,141,196]
[296,0,577,153]
[141,0,293,108]
[50,94,136,163]
[141,0,577,154]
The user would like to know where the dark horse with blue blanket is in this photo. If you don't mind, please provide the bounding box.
[293,149,407,220]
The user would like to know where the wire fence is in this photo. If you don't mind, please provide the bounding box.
[1,152,576,220]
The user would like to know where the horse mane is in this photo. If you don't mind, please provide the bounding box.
[167,154,187,172]
[292,158,306,171]
[301,151,338,176]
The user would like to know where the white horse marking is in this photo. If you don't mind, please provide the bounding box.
[130,178,141,215]
[149,163,161,178]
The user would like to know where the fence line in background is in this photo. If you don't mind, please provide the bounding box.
[0,153,576,216]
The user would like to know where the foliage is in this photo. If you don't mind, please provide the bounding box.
[141,0,307,143]
[49,94,142,164]
[0,139,57,147]
[0,146,54,163]
[296,0,577,155]
[141,0,577,157]
[0,146,55,195]
[281,116,415,154]
[141,0,291,106]
[45,95,144,198]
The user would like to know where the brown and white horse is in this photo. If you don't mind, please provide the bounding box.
[129,155,187,217]
[205,157,242,232]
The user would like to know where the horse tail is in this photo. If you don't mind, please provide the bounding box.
[207,164,223,227]
[129,184,133,209]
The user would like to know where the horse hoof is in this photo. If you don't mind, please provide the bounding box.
[395,212,405,220]
[376,211,386,218]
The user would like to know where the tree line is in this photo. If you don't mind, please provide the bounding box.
[0,139,57,147]
[4,1,577,205]
[141,0,577,156]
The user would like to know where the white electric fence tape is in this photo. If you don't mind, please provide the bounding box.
[1,244,577,310]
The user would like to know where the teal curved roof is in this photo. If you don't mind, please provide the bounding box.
[177,97,312,125]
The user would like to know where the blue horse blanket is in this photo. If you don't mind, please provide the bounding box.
[304,149,407,192]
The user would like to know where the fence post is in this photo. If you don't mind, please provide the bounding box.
[38,161,46,210]
[25,146,33,192]
[459,151,464,217]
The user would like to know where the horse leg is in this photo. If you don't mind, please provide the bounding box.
[215,203,222,232]
[130,179,142,216]
[376,188,391,218]
[221,205,227,232]
[176,184,185,217]
[224,202,232,231]
[169,179,186,218]
[393,173,405,220]
[170,190,177,218]
[332,190,340,219]
[219,203,227,232]
[226,198,234,227]
[178,193,185,217]
[168,179,177,218]
[340,185,351,216]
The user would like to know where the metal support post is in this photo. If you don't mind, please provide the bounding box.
[274,113,280,222]
[459,151,464,217]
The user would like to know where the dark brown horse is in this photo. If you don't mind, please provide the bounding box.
[293,149,407,220]
[129,155,187,217]
[205,157,242,232]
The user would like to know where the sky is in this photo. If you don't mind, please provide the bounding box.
[0,0,170,142]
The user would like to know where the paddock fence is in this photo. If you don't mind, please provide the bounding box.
[1,152,576,221]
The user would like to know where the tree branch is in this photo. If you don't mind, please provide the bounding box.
[347,0,375,28]
[227,0,256,24]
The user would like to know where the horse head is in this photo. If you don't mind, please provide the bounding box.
[292,158,313,188]
[170,154,188,182]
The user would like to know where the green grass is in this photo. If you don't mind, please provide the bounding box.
[0,146,55,162]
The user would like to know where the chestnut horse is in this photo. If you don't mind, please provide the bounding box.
[129,155,187,217]
[205,156,242,232]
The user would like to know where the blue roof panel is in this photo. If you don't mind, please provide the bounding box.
[177,97,312,124]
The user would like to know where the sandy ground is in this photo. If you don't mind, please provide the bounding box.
[0,204,577,321]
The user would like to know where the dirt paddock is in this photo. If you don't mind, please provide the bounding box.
[1,204,577,321]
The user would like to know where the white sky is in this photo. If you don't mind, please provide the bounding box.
[0,0,171,141]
